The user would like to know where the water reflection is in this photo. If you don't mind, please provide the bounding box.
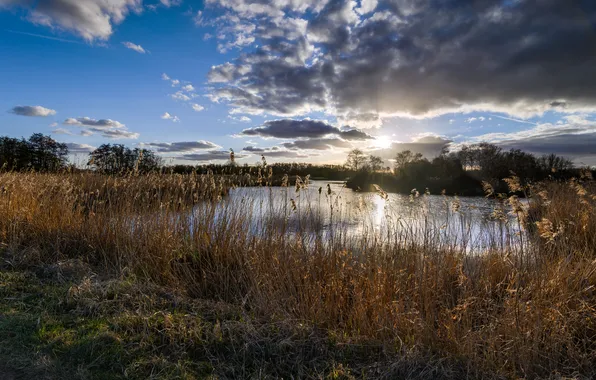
[197,180,523,253]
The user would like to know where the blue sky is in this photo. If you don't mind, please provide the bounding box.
[1,0,596,166]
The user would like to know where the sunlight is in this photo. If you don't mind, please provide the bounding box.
[372,194,387,229]
[373,137,392,149]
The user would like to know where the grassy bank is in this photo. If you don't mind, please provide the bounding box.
[0,172,595,379]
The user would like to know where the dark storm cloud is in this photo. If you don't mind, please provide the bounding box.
[499,133,596,156]
[464,115,596,165]
[240,119,373,140]
[142,141,221,153]
[207,0,596,122]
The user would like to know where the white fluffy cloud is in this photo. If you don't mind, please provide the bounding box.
[171,91,191,101]
[192,104,205,112]
[159,0,182,8]
[51,128,73,135]
[1,0,142,41]
[161,112,180,122]
[65,142,96,153]
[122,41,146,53]
[63,117,139,139]
[10,105,56,117]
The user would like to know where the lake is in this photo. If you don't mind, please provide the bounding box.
[199,180,524,253]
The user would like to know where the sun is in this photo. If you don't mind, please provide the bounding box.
[373,137,392,149]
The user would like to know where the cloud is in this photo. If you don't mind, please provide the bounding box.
[460,115,596,165]
[161,74,187,91]
[339,128,374,141]
[89,128,139,139]
[205,0,328,18]
[122,41,146,53]
[171,91,191,101]
[357,0,377,14]
[240,119,373,140]
[282,138,352,150]
[10,105,56,117]
[141,140,221,153]
[63,117,139,139]
[1,0,142,41]
[500,134,596,157]
[179,150,242,162]
[64,117,125,129]
[193,10,205,26]
[159,0,182,8]
[65,142,96,154]
[161,112,180,122]
[192,104,205,112]
[205,0,596,125]
[242,145,308,158]
[228,114,251,122]
[51,128,73,135]
[369,135,452,161]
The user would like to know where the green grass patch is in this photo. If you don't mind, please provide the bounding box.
[0,264,483,379]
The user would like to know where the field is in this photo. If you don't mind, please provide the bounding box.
[0,171,595,379]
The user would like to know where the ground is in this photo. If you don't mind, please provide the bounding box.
[0,258,491,380]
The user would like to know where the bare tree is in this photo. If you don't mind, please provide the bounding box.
[346,149,367,171]
[394,150,423,173]
[368,155,383,172]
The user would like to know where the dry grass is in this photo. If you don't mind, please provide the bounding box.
[0,171,595,379]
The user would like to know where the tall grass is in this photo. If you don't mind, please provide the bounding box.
[0,171,595,378]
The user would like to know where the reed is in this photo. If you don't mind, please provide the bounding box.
[0,171,594,379]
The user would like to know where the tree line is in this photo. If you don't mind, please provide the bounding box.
[87,144,162,174]
[0,134,68,172]
[0,134,162,174]
[0,133,589,195]
[345,143,584,195]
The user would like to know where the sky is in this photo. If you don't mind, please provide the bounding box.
[1,0,596,166]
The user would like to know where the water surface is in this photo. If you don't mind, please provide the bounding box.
[210,180,523,252]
